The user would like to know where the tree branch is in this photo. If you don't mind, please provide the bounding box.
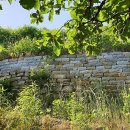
[91,0,106,21]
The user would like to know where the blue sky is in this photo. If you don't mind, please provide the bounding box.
[0,1,71,29]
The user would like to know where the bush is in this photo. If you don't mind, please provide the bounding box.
[15,26,42,40]
[8,37,40,57]
[17,83,43,118]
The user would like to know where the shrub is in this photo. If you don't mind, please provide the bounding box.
[8,37,40,57]
[0,86,11,108]
[16,83,43,118]
[0,45,9,60]
[15,26,42,40]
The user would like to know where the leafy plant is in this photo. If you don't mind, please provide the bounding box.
[8,37,40,57]
[30,68,59,108]
[17,83,43,118]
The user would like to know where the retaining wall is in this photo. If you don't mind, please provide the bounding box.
[0,52,130,91]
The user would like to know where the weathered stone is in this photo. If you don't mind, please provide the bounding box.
[63,64,74,68]
[104,66,112,69]
[86,66,96,70]
[17,73,24,76]
[70,61,81,64]
[78,67,86,71]
[104,72,119,77]
[92,72,103,77]
[61,58,69,62]
[123,68,130,72]
[55,58,62,62]
[75,57,86,62]
[57,79,71,82]
[102,77,116,81]
[17,81,25,85]
[117,61,129,65]
[70,70,79,75]
[96,66,104,70]
[53,74,66,79]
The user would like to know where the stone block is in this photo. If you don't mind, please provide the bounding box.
[97,56,104,59]
[57,79,71,82]
[33,56,43,60]
[78,67,86,71]
[59,55,68,58]
[75,57,86,62]
[96,66,104,70]
[86,66,96,70]
[21,66,30,71]
[22,77,28,80]
[112,65,127,69]
[117,61,129,65]
[104,72,119,77]
[70,70,79,75]
[61,58,69,62]
[126,76,130,80]
[80,70,92,74]
[87,56,96,60]
[63,64,74,68]
[55,58,62,62]
[90,77,101,81]
[53,74,66,79]
[70,61,81,64]
[84,73,91,78]
[123,68,130,72]
[69,58,76,61]
[109,80,125,85]
[99,58,106,62]
[102,77,115,81]
[92,72,103,77]
[104,66,112,69]
[124,52,130,57]
[109,68,122,72]
[116,77,127,80]
[88,59,99,65]
[17,81,25,85]
[17,73,24,76]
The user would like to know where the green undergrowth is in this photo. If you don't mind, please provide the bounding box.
[0,81,130,130]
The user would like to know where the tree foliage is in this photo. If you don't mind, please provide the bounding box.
[2,0,130,55]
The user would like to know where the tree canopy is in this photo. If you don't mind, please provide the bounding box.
[1,0,130,55]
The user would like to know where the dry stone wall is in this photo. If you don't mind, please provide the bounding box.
[0,52,130,91]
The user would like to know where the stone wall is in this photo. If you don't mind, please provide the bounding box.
[0,52,130,91]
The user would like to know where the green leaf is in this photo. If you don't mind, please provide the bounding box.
[98,11,104,21]
[19,0,36,10]
[55,8,61,15]
[30,19,36,24]
[0,5,2,10]
[70,10,77,19]
[49,9,54,21]
[34,0,40,10]
[56,0,61,4]
[68,50,74,54]
[53,46,61,56]
[8,0,12,4]
[68,0,73,6]
[43,41,48,46]
[30,13,37,18]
